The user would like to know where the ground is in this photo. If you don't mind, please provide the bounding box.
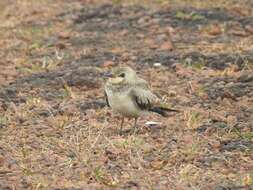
[0,0,253,189]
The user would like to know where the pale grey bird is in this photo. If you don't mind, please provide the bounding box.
[104,66,179,134]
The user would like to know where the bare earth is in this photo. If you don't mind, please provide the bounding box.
[0,0,253,189]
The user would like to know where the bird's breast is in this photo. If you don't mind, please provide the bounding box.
[106,89,141,118]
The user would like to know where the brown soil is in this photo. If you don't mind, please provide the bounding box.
[0,0,253,189]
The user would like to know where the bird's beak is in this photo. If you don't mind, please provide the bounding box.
[103,71,113,78]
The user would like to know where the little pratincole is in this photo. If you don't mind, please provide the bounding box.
[104,66,179,134]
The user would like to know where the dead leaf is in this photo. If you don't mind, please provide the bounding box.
[175,64,194,78]
[145,38,158,49]
[231,6,250,16]
[120,29,128,36]
[164,26,176,35]
[0,156,4,166]
[121,52,130,61]
[210,140,221,150]
[208,24,222,36]
[160,41,173,51]
[182,134,194,144]
[151,160,167,170]
[226,115,237,126]
[56,42,66,49]
[245,25,253,34]
[243,175,253,186]
[111,47,124,54]
[58,32,71,39]
[136,33,145,39]
[230,28,248,37]
[102,61,115,68]
[223,90,237,101]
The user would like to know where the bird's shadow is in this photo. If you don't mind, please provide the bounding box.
[116,124,164,136]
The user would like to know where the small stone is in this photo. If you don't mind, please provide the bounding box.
[151,160,165,170]
[164,26,176,35]
[141,143,153,153]
[136,33,145,39]
[238,72,253,83]
[156,34,167,42]
[120,29,128,36]
[153,62,162,67]
[145,121,161,126]
[137,17,148,25]
[151,18,161,24]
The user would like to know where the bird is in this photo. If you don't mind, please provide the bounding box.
[104,66,179,134]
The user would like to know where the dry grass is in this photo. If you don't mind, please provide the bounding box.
[0,0,253,189]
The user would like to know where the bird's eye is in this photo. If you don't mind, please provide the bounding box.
[119,73,125,78]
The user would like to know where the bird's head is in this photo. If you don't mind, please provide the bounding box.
[104,66,137,85]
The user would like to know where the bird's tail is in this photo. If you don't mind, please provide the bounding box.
[149,107,180,117]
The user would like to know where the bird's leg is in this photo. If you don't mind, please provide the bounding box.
[119,117,124,135]
[132,117,138,135]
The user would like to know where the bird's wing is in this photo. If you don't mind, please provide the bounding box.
[130,82,158,110]
[130,80,180,114]
[104,90,110,107]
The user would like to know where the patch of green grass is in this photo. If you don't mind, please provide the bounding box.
[0,116,8,127]
[176,11,205,20]
[242,173,253,186]
[217,123,229,129]
[179,164,201,185]
[62,83,75,99]
[29,42,43,50]
[18,145,35,176]
[230,125,253,140]
[15,23,53,41]
[185,111,203,129]
[156,0,169,5]
[92,166,117,186]
[112,0,123,4]
[195,85,208,97]
[240,132,253,141]
[132,136,144,147]
[192,62,205,70]
[16,60,45,74]
[93,166,104,182]
[113,136,144,149]
[21,167,34,176]
[180,142,201,161]
[182,58,206,70]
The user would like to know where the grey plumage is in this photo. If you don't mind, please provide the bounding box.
[104,66,178,134]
